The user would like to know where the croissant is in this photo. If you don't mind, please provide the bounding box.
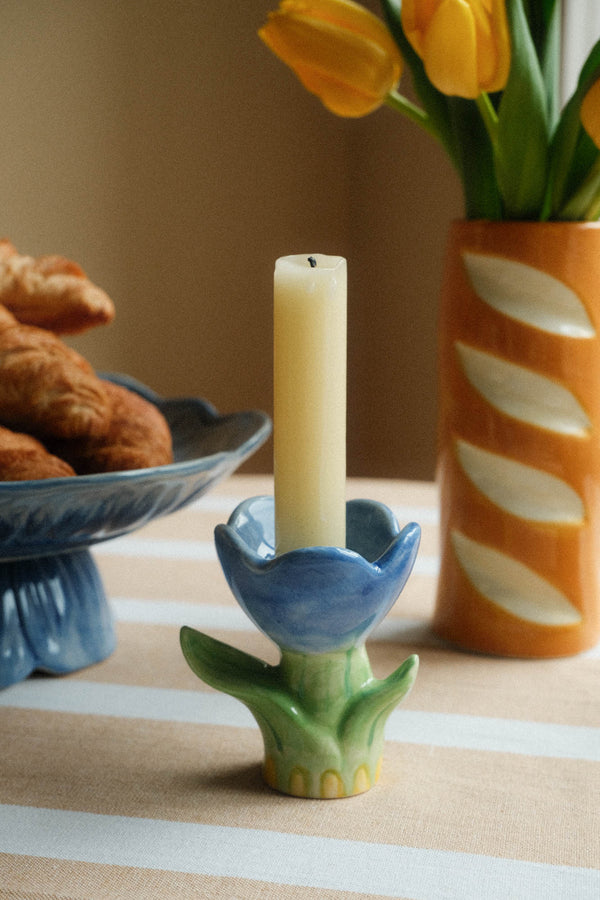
[48,380,173,474]
[0,304,111,439]
[0,239,115,334]
[0,424,75,480]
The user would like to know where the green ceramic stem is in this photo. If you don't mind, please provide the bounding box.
[268,646,378,797]
[278,645,372,724]
[180,627,418,799]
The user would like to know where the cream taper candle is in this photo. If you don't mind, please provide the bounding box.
[274,253,347,555]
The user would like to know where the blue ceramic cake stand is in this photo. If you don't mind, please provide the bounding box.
[0,373,271,689]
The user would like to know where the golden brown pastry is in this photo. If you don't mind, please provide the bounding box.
[0,424,75,480]
[0,303,111,439]
[49,381,173,474]
[0,238,115,334]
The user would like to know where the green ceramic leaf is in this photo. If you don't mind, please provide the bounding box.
[180,627,341,757]
[181,627,419,796]
[180,626,275,694]
[339,653,419,749]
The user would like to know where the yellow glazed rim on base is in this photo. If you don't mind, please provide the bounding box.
[263,756,382,799]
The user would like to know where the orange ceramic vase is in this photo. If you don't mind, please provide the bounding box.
[433,220,600,657]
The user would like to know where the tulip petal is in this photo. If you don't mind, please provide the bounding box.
[292,64,391,117]
[279,0,401,59]
[465,0,500,90]
[261,15,400,112]
[400,0,510,98]
[581,77,600,149]
[259,1,402,117]
[422,0,480,98]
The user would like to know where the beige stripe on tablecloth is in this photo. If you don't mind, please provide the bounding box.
[98,555,228,604]
[1,707,597,867]
[0,855,397,900]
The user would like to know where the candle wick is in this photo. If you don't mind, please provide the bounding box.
[308,256,317,268]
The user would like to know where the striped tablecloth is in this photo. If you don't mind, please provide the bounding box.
[1,474,599,899]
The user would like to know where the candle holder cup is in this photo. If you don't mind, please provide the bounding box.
[180,495,420,799]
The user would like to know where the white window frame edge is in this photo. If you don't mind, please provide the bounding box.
[561,1,600,104]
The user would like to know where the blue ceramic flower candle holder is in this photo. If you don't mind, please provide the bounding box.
[180,495,420,799]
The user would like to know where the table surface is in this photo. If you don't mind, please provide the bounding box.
[1,474,599,900]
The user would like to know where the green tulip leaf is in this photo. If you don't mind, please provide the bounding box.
[522,0,561,125]
[496,0,551,217]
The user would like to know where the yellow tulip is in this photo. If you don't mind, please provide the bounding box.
[581,77,600,149]
[258,0,403,117]
[401,0,511,99]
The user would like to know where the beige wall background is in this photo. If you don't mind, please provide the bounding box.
[0,0,462,479]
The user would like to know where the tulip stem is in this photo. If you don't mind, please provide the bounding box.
[384,90,441,144]
[475,92,499,152]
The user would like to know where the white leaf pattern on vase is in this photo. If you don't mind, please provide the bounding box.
[455,439,585,523]
[455,342,591,436]
[452,530,582,625]
[462,251,595,337]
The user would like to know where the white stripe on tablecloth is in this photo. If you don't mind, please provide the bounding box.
[93,537,217,561]
[111,597,442,647]
[93,536,440,575]
[110,597,600,657]
[3,680,599,761]
[0,804,597,900]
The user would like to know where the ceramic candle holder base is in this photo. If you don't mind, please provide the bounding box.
[180,495,421,799]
